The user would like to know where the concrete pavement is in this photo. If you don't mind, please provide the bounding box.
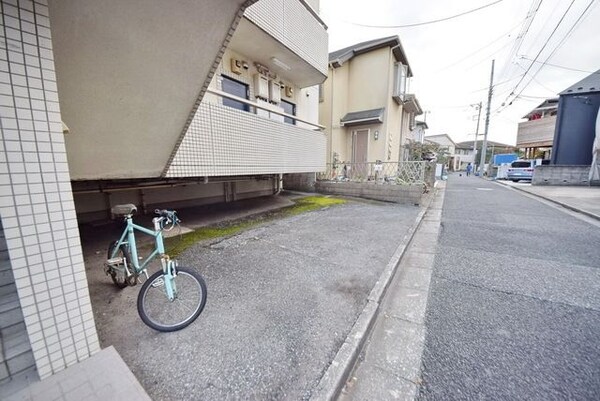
[497,181,600,220]
[417,175,600,400]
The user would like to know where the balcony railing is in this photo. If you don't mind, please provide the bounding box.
[317,161,430,185]
[165,91,326,178]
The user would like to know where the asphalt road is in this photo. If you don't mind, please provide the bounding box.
[417,175,600,400]
[83,198,420,400]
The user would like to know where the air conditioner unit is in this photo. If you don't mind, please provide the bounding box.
[230,58,243,75]
[254,74,269,100]
[269,80,281,104]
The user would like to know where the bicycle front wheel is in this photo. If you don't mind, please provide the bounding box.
[137,267,207,332]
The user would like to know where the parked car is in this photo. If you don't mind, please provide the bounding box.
[507,160,535,182]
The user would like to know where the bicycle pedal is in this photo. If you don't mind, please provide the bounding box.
[106,257,124,266]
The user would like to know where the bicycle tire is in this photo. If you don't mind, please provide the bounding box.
[137,267,207,332]
[107,241,131,289]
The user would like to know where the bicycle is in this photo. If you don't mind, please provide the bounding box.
[105,204,207,332]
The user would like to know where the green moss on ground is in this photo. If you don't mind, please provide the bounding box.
[164,196,345,257]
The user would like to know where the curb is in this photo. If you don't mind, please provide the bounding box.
[309,188,436,401]
[495,181,600,221]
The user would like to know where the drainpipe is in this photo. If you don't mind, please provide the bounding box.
[329,62,335,165]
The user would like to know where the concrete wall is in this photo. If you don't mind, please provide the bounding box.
[315,182,423,205]
[532,165,599,186]
[283,172,315,191]
[49,0,252,180]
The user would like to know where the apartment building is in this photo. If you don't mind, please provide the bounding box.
[319,36,421,166]
[0,0,327,393]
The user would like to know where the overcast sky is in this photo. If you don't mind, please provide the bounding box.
[319,0,600,146]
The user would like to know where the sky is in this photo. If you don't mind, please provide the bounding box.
[319,0,600,146]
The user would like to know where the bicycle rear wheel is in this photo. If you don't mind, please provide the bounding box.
[137,267,207,332]
[107,241,131,289]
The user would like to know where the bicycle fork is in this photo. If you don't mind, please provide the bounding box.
[159,255,178,301]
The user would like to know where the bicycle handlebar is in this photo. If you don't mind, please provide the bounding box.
[153,209,180,231]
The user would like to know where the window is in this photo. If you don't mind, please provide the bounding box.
[222,75,249,112]
[281,100,296,125]
[393,62,407,100]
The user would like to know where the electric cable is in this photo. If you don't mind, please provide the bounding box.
[341,0,504,28]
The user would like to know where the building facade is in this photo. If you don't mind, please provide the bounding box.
[516,98,558,160]
[0,0,327,393]
[319,36,421,167]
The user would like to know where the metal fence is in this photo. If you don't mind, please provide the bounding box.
[317,161,430,185]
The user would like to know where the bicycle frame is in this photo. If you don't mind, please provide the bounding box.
[110,215,177,300]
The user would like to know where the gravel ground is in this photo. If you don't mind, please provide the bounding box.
[82,197,420,400]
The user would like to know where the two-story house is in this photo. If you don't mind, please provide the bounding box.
[516,98,558,160]
[319,36,422,168]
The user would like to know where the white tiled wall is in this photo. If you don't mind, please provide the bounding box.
[0,0,99,380]
[166,101,326,177]
[245,0,328,75]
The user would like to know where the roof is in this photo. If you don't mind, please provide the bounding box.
[521,98,559,119]
[425,134,456,147]
[340,108,385,126]
[455,140,516,149]
[559,69,600,96]
[329,36,413,76]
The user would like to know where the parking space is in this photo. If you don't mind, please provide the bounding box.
[80,197,421,400]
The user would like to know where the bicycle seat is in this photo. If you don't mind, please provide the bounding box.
[111,204,137,216]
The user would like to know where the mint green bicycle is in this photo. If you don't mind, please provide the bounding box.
[105,204,207,332]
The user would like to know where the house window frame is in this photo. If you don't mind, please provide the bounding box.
[221,74,250,112]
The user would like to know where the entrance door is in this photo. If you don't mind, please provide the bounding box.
[352,129,369,163]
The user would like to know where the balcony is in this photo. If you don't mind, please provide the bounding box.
[237,0,328,87]
[516,116,557,148]
[165,91,326,177]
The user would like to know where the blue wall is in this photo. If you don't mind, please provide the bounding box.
[551,93,600,165]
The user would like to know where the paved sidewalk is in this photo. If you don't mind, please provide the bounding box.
[496,181,600,220]
[338,184,445,401]
[5,346,150,401]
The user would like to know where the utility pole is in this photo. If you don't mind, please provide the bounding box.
[479,59,494,176]
[471,102,482,169]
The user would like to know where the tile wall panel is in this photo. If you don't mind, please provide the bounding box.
[166,101,326,177]
[0,0,100,380]
[245,0,327,76]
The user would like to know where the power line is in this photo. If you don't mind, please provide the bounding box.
[498,0,544,82]
[341,0,504,29]
[433,20,523,73]
[498,0,577,110]
[517,55,596,74]
[497,0,597,113]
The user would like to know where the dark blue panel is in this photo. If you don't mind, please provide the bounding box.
[551,93,600,165]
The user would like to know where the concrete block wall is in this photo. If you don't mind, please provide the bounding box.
[0,0,100,384]
[283,172,316,192]
[533,165,598,186]
[315,182,423,205]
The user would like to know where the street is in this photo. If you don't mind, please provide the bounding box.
[417,175,600,400]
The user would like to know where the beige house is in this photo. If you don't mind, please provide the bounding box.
[425,134,459,171]
[319,36,422,166]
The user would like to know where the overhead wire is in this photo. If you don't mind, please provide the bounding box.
[496,0,597,113]
[497,0,578,111]
[517,56,596,74]
[340,0,504,28]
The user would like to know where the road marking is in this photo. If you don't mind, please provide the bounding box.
[476,188,493,191]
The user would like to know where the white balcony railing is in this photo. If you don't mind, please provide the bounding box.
[165,92,326,178]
